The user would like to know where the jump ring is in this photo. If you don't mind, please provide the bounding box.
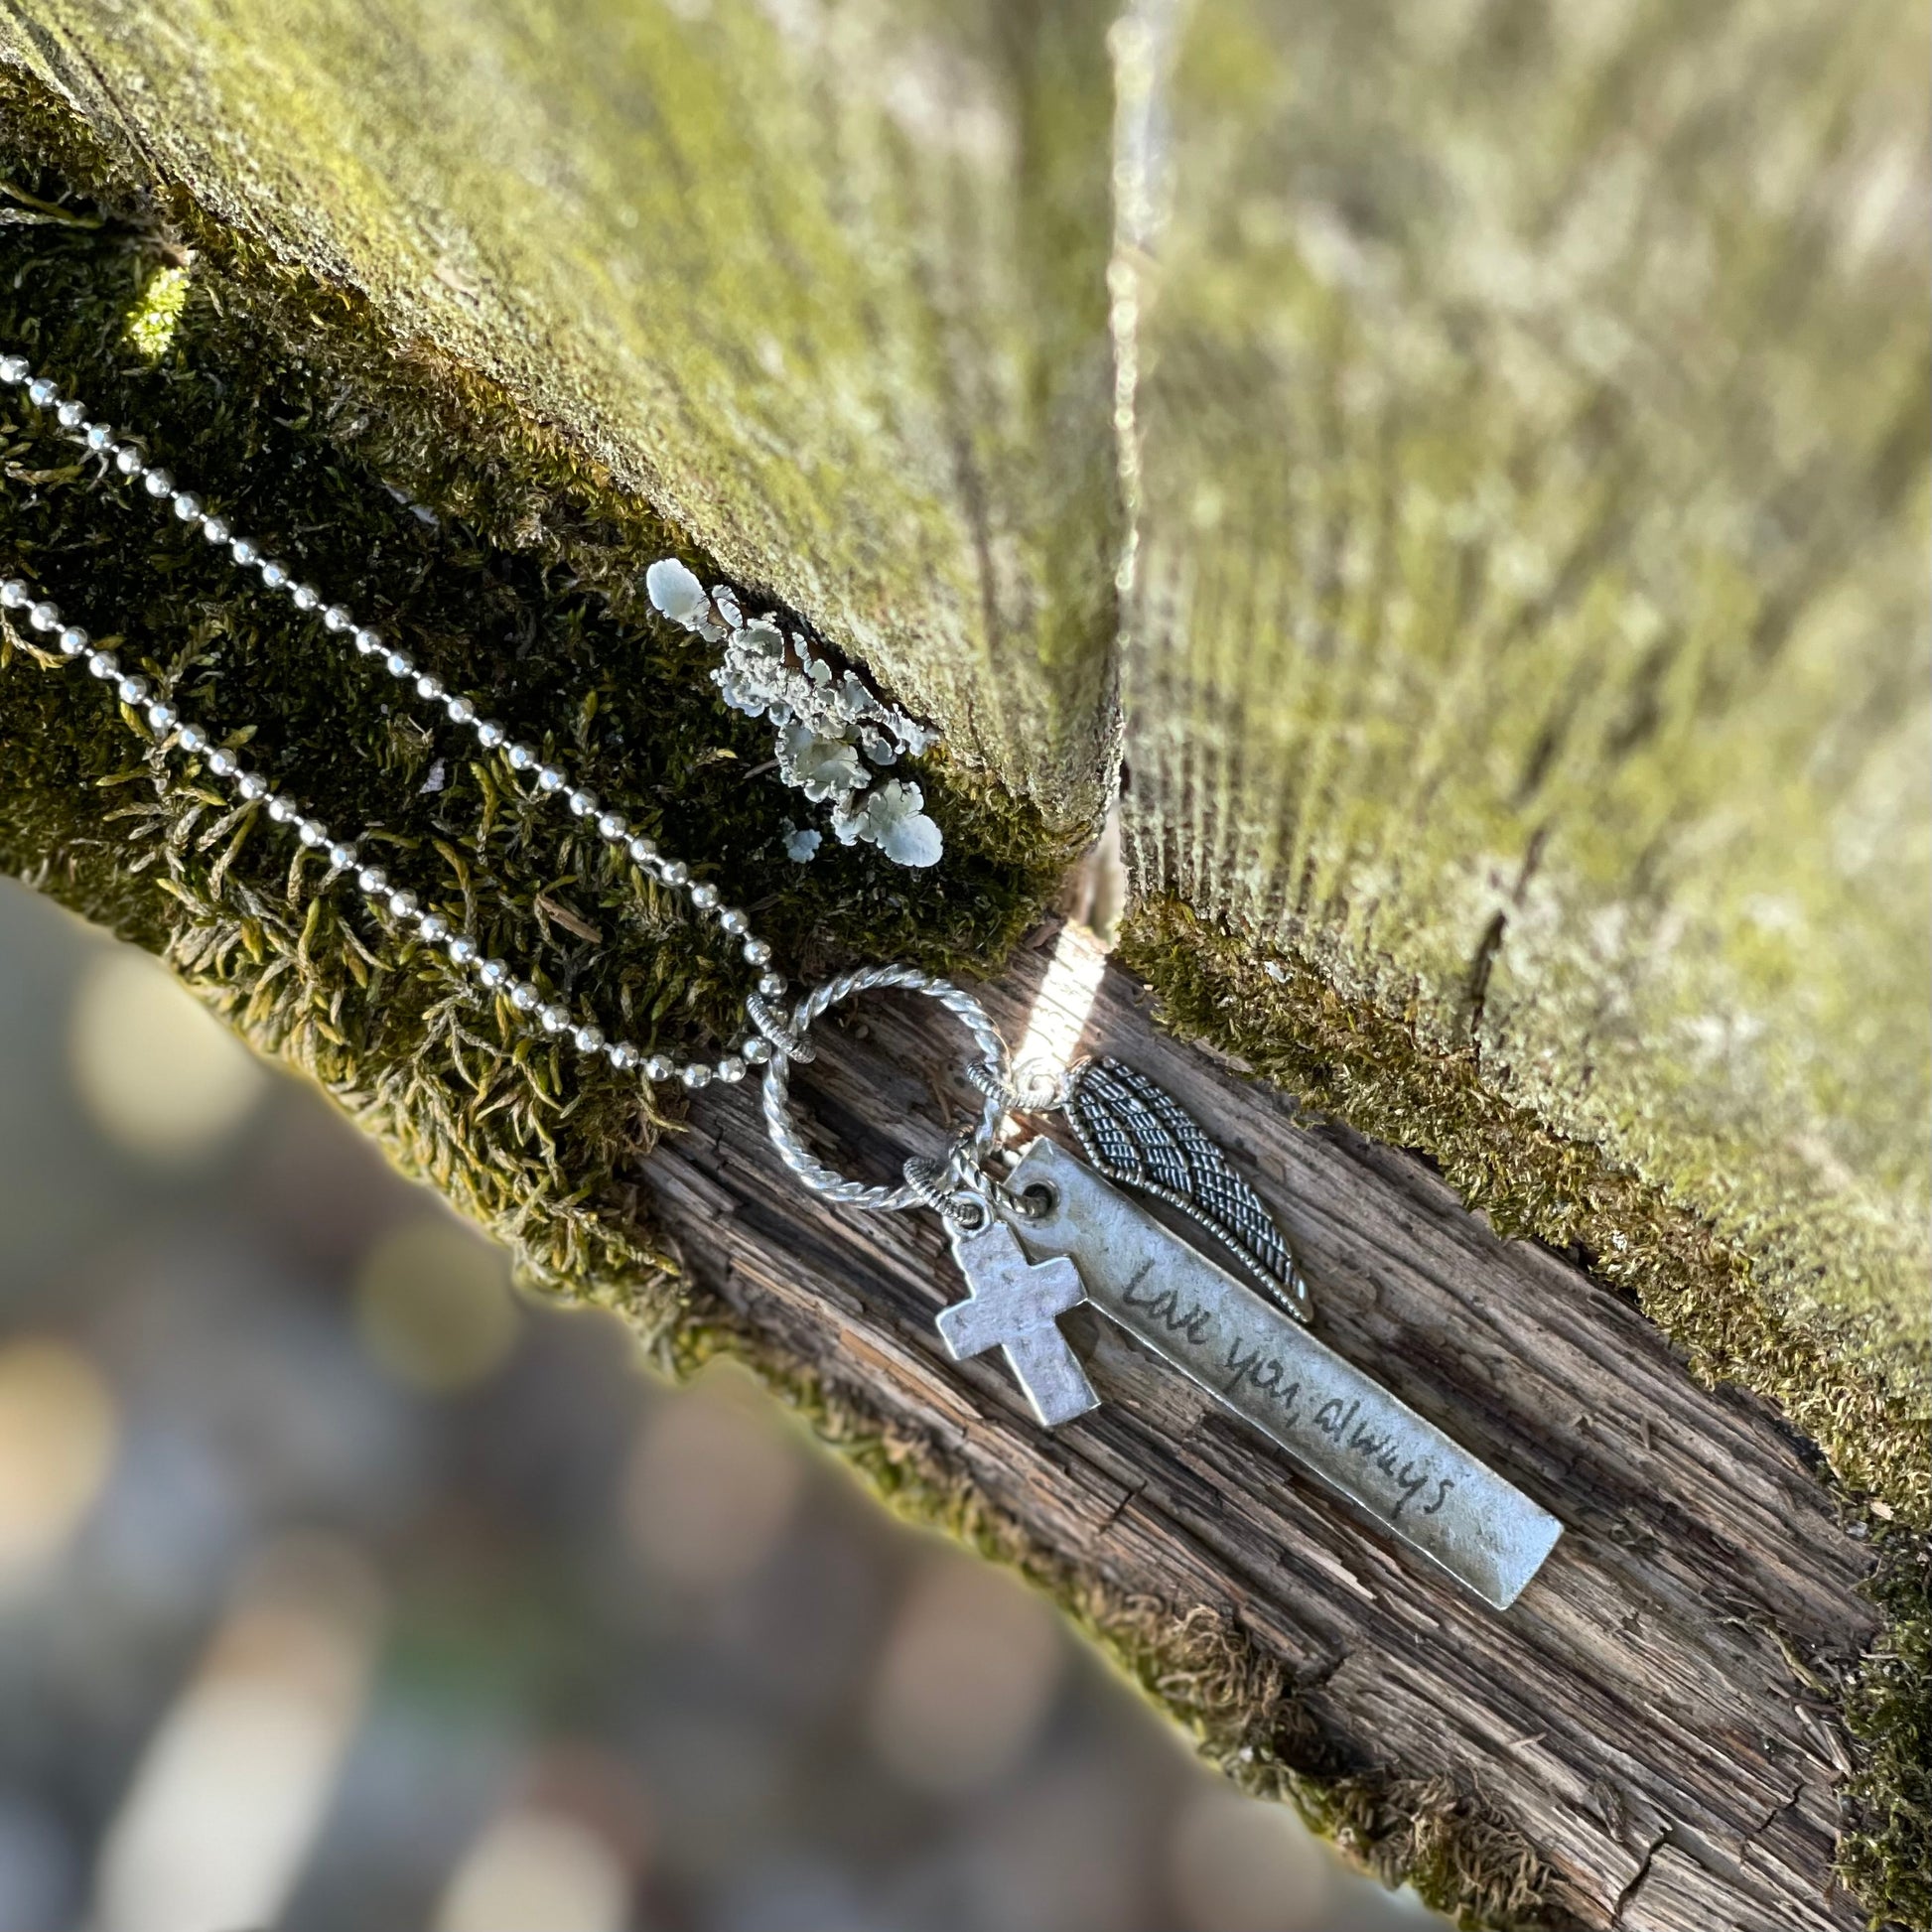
[747,991,816,1063]
[963,1056,1070,1114]
[902,1155,994,1232]
[900,1154,957,1215]
[760,965,1011,1212]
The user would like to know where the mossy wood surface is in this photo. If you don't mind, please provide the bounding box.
[1115,0,1929,1526]
[0,2,1927,1925]
[647,923,1884,1932]
[3,0,1122,830]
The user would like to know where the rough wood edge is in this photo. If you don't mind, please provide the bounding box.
[625,918,1894,1931]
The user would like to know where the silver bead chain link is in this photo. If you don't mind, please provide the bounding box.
[0,347,793,1089]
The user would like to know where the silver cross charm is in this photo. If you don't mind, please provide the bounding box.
[939,1218,1099,1429]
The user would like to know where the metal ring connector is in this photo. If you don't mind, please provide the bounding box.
[759,965,1011,1213]
[903,1138,1000,1230]
[963,1056,1072,1115]
[747,991,816,1064]
[899,1154,956,1215]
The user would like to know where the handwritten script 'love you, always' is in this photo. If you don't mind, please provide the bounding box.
[1006,1137,1564,1610]
[1118,1260,1456,1522]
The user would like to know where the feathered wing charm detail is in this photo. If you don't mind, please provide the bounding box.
[1059,1058,1312,1321]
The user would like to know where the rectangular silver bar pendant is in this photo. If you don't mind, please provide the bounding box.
[1007,1138,1562,1609]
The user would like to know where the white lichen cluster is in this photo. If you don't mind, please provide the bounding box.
[645,558,943,869]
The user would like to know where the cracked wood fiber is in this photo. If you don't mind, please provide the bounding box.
[0,0,1927,1925]
[648,923,1881,1932]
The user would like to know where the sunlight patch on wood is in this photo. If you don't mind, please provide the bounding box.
[1010,919,1111,1112]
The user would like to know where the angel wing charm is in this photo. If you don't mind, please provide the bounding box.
[1059,1057,1312,1321]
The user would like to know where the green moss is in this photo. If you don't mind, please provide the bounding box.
[0,88,1076,1309]
[1119,0,1929,1396]
[1839,1530,1932,1932]
[1118,893,1932,1929]
[0,0,1123,829]
[120,262,190,359]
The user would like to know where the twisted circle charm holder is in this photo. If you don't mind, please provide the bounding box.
[758,964,1011,1215]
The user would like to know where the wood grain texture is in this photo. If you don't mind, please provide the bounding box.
[1114,0,1930,1418]
[0,0,1122,829]
[644,921,1878,1932]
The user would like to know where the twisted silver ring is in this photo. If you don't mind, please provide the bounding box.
[759,964,1010,1212]
[963,1056,1070,1115]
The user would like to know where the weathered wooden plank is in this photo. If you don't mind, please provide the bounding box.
[639,920,1877,1930]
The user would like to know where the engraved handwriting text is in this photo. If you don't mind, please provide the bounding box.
[1109,1263,1458,1521]
[1118,1260,1215,1345]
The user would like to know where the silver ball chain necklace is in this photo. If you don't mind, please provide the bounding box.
[1,347,1562,1612]
[1,346,779,1091]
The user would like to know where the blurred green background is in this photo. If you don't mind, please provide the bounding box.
[0,875,1429,1931]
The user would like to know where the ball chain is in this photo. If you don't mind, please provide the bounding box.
[0,349,795,1088]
